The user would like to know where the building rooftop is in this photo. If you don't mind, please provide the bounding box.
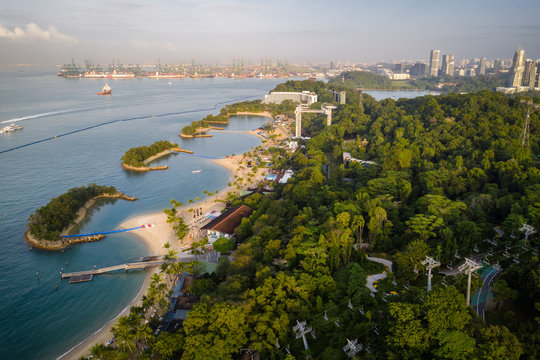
[200,204,253,235]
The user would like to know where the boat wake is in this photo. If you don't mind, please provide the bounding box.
[1,106,98,124]
[0,96,258,155]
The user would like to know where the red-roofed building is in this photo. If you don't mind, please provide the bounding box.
[199,204,253,241]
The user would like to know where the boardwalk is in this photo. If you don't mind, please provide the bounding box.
[61,253,216,282]
[61,260,166,279]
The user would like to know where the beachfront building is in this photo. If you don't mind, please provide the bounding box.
[162,273,198,331]
[262,91,317,105]
[199,204,253,242]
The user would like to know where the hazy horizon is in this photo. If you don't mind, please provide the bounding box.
[1,0,539,66]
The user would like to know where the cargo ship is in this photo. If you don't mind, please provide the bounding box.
[107,70,135,79]
[147,71,186,79]
[97,83,112,95]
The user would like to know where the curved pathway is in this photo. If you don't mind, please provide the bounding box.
[365,256,393,293]
[473,265,502,320]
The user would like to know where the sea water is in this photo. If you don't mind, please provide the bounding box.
[0,68,436,359]
[0,67,286,359]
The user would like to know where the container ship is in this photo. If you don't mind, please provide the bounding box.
[147,71,186,79]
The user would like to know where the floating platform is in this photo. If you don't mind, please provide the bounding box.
[69,274,93,283]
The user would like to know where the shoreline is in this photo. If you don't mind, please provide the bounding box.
[60,125,277,359]
[229,111,274,119]
[25,192,137,251]
[59,267,158,360]
[60,211,173,360]
[122,147,193,171]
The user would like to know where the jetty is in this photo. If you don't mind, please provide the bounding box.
[61,259,167,281]
[61,255,195,283]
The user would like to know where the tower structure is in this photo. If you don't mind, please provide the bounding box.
[520,99,540,147]
[523,60,537,89]
[421,256,441,292]
[441,54,455,76]
[458,258,481,306]
[429,50,441,76]
[479,57,487,76]
[509,49,526,87]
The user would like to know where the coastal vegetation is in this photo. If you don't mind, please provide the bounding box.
[163,199,189,241]
[27,184,119,241]
[121,140,181,168]
[330,70,504,93]
[180,100,296,136]
[90,82,540,359]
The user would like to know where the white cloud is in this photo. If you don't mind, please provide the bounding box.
[0,23,78,44]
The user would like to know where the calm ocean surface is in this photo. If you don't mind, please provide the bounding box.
[0,67,435,359]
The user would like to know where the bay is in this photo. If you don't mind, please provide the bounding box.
[0,68,434,359]
[0,67,285,360]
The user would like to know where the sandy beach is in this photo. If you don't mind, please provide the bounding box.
[60,121,287,359]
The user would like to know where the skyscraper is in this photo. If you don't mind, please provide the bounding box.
[410,62,426,77]
[523,60,537,89]
[429,50,440,76]
[509,49,526,87]
[494,59,502,73]
[479,57,487,76]
[441,54,455,76]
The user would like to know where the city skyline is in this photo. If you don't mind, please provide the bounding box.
[1,0,539,65]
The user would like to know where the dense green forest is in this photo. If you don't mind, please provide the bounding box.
[91,83,540,359]
[121,140,178,167]
[330,71,504,93]
[27,184,117,240]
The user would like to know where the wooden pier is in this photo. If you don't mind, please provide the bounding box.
[61,260,166,280]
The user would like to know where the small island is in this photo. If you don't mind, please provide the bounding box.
[121,140,193,171]
[179,100,291,137]
[26,184,137,250]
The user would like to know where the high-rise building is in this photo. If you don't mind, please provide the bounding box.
[536,62,540,88]
[479,57,487,76]
[509,49,526,87]
[494,59,502,73]
[410,62,426,77]
[441,54,455,76]
[429,50,440,76]
[523,60,537,89]
[441,55,447,76]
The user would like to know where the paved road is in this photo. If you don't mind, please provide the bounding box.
[473,265,502,320]
[365,256,393,293]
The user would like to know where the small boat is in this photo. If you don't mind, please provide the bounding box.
[0,123,23,134]
[192,170,202,173]
[97,83,112,95]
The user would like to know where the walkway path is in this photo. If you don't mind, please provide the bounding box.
[472,265,502,320]
[365,256,393,293]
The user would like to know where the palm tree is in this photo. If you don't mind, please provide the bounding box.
[135,324,152,352]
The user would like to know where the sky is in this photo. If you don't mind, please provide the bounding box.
[0,0,539,65]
